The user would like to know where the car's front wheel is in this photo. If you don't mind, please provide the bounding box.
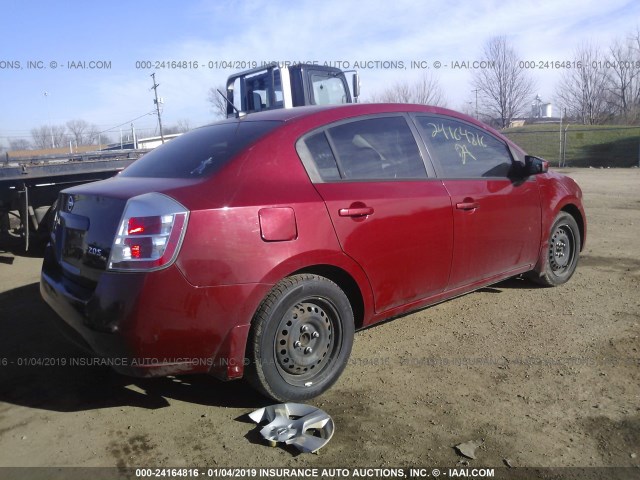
[529,211,581,286]
[246,274,354,402]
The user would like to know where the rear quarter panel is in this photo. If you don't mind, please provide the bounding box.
[172,125,375,323]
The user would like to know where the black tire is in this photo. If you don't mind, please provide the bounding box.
[246,274,354,402]
[529,212,581,287]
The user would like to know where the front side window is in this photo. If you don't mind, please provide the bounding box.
[296,116,427,181]
[416,115,514,178]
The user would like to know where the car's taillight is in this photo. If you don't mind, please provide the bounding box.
[107,192,189,272]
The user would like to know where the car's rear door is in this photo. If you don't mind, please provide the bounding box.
[413,114,541,289]
[296,114,453,314]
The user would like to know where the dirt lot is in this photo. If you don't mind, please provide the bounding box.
[0,168,638,472]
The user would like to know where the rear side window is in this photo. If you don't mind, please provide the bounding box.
[121,121,281,178]
[297,116,427,182]
[416,115,514,178]
[301,132,341,181]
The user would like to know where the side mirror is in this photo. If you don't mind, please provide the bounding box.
[524,155,549,175]
[352,73,360,103]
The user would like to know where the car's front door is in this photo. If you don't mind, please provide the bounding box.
[414,114,542,289]
[296,115,453,314]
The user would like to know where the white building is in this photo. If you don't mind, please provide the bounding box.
[137,133,182,149]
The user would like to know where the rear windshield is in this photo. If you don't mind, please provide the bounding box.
[121,120,281,178]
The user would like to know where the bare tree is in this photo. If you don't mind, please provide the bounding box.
[51,125,68,148]
[31,125,53,149]
[604,38,639,122]
[458,101,476,118]
[162,126,180,135]
[31,126,48,149]
[472,36,536,128]
[66,119,99,146]
[164,119,192,135]
[97,133,112,146]
[555,44,610,125]
[176,118,191,133]
[31,124,69,149]
[8,138,32,151]
[631,28,640,120]
[370,73,447,106]
[207,85,229,119]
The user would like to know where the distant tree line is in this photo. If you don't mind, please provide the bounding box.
[556,29,640,125]
[162,119,191,135]
[371,29,640,128]
[481,30,640,126]
[5,118,192,152]
[364,30,640,128]
[5,119,107,151]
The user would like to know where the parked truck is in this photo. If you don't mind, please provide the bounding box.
[225,62,359,117]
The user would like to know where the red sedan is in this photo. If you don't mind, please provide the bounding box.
[41,104,586,401]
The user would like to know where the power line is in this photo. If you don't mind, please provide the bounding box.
[96,111,157,135]
[0,111,158,141]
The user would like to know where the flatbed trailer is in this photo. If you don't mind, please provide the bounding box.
[0,150,146,250]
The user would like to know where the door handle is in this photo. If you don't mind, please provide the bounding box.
[456,201,479,210]
[338,207,374,217]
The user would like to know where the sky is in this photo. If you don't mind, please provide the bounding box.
[1,0,639,147]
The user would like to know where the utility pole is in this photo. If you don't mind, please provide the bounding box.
[150,73,165,144]
[471,89,479,119]
[131,123,137,150]
[558,108,563,166]
[44,91,55,149]
[562,124,569,168]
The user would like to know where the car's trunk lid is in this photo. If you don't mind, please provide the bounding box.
[50,177,199,289]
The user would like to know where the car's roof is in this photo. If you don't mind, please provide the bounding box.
[200,103,524,155]
[234,103,454,122]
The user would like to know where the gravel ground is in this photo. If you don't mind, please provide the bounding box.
[0,168,638,472]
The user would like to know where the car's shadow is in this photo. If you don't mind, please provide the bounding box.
[0,275,538,413]
[477,275,535,292]
[0,282,270,413]
[0,238,47,259]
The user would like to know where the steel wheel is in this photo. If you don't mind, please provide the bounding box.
[247,274,354,401]
[548,223,577,276]
[275,300,342,386]
[529,212,581,287]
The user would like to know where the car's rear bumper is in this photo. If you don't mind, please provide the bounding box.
[40,245,271,380]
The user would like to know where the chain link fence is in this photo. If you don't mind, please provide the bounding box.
[502,125,640,168]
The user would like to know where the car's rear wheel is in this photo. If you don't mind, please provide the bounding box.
[246,274,354,402]
[529,212,580,287]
